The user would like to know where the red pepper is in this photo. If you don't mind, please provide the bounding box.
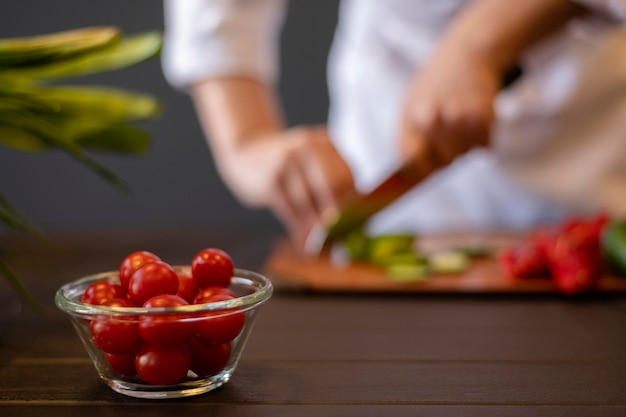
[547,234,604,295]
[498,244,549,280]
[497,213,609,295]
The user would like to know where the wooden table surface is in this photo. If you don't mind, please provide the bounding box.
[1,228,626,417]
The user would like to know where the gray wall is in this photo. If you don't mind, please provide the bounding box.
[0,1,339,233]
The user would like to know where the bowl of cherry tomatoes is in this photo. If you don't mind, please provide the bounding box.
[55,248,273,399]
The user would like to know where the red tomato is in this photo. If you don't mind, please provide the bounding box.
[90,298,141,355]
[191,248,234,288]
[139,294,196,346]
[195,294,245,345]
[81,281,125,305]
[176,272,199,304]
[193,286,237,304]
[119,251,161,291]
[128,261,179,306]
[135,343,191,385]
[189,337,231,376]
[105,352,137,376]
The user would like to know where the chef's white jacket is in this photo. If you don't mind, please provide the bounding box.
[162,0,626,234]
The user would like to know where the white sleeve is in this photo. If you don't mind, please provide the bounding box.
[162,0,288,91]
[571,0,626,21]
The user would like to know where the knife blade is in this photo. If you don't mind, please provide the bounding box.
[303,164,432,256]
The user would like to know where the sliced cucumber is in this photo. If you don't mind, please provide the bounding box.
[427,250,469,275]
[366,233,416,265]
[383,252,428,283]
[385,263,429,283]
[342,228,370,261]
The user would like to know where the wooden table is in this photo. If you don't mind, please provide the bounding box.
[1,229,626,416]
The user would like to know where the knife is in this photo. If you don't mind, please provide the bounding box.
[302,64,524,257]
[303,164,434,256]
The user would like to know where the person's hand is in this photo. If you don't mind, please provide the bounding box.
[397,46,501,177]
[221,125,355,249]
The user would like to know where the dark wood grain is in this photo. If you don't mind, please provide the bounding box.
[1,230,625,417]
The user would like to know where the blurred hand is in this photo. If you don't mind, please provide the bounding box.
[397,47,501,177]
[223,125,355,248]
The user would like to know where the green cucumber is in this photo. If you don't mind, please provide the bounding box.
[366,233,416,265]
[383,252,428,283]
[342,229,370,261]
[385,264,428,283]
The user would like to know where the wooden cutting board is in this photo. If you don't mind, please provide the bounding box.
[263,234,626,294]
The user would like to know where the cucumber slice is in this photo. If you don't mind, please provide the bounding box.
[383,252,428,283]
[385,263,428,283]
[427,251,469,275]
[367,233,416,265]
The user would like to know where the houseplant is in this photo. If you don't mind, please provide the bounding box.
[0,26,163,310]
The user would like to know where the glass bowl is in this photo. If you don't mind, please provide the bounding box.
[55,267,272,399]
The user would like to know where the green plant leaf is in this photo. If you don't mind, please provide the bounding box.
[9,114,130,191]
[0,122,49,151]
[0,85,61,112]
[0,26,162,311]
[77,124,152,154]
[0,194,59,315]
[0,194,48,239]
[0,257,50,315]
[0,31,162,80]
[31,85,162,121]
[0,85,160,152]
[0,26,121,68]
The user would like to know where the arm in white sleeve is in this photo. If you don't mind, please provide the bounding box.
[162,0,288,90]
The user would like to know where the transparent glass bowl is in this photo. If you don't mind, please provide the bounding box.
[55,267,272,399]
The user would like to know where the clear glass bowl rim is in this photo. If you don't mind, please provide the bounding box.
[55,267,273,317]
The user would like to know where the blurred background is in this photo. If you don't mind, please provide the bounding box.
[0,0,339,235]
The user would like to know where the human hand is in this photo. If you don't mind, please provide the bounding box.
[397,47,501,177]
[223,125,356,249]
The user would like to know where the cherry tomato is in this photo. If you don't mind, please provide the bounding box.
[193,286,237,304]
[128,261,179,306]
[139,294,196,346]
[81,280,125,305]
[195,294,245,345]
[90,298,141,355]
[176,272,199,304]
[119,251,161,291]
[191,248,234,288]
[105,352,137,376]
[135,343,191,385]
[189,337,231,376]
